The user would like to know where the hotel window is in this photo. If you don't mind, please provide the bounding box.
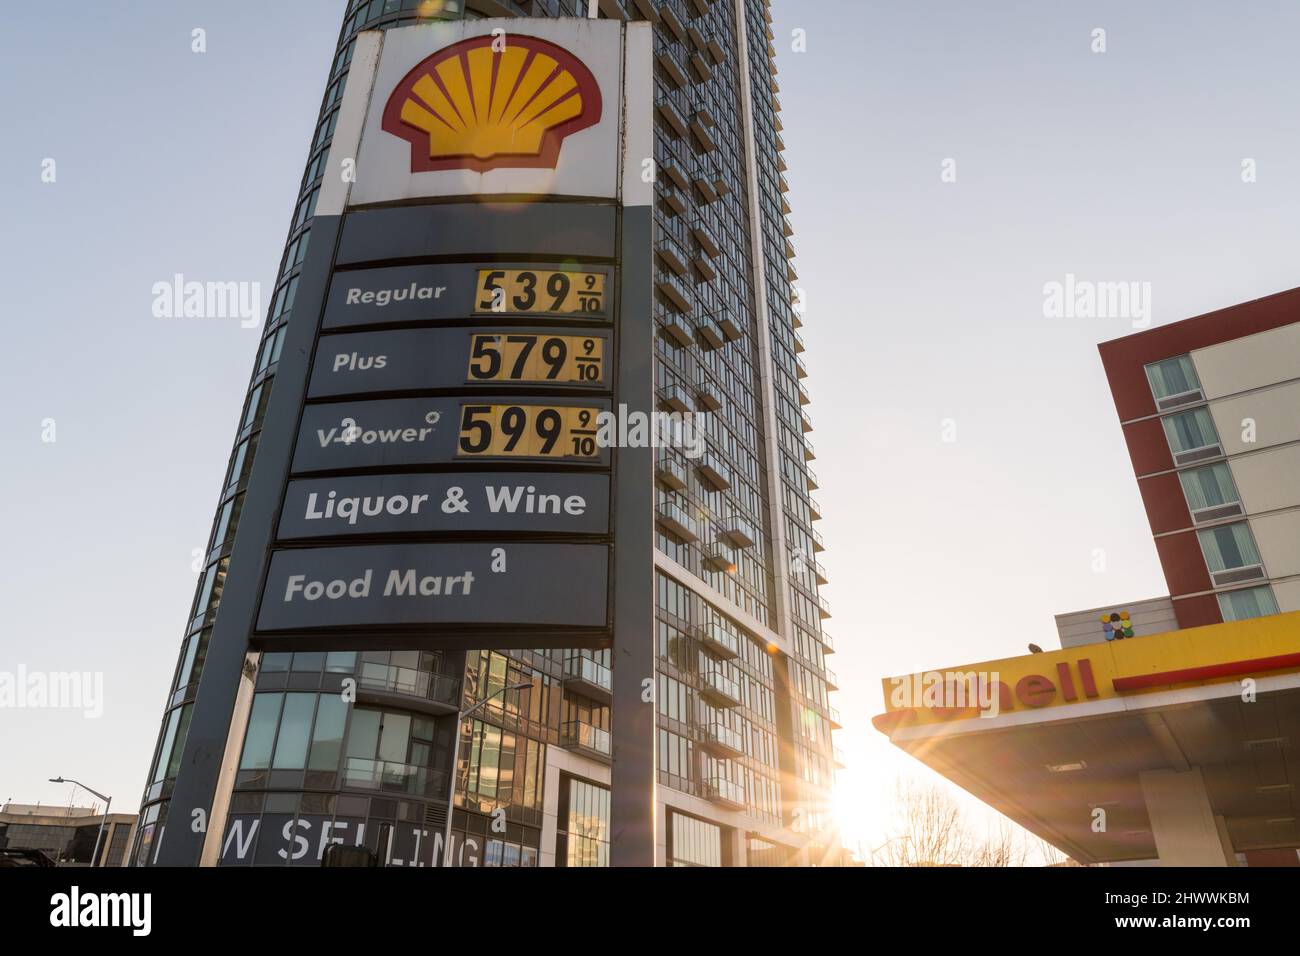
[1218,586,1280,622]
[668,812,723,867]
[1161,407,1221,459]
[1144,355,1203,408]
[1198,522,1263,575]
[1178,462,1242,520]
[557,776,610,867]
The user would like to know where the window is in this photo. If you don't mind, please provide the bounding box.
[1161,407,1220,456]
[1218,586,1280,622]
[240,694,284,770]
[1145,355,1202,404]
[669,812,722,867]
[558,777,610,867]
[1179,462,1240,515]
[271,693,316,769]
[1197,523,1262,573]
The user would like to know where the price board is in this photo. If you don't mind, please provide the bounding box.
[466,332,605,385]
[474,268,607,317]
[457,403,602,460]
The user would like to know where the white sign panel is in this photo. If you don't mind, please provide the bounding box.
[320,18,651,211]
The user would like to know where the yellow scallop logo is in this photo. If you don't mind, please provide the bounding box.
[382,35,603,173]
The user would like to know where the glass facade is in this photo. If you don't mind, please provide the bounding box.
[137,0,836,866]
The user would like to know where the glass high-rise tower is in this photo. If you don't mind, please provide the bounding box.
[134,0,839,868]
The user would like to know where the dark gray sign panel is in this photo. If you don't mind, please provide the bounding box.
[256,542,608,631]
[324,262,612,330]
[308,328,610,399]
[278,472,610,540]
[324,264,477,329]
[293,396,611,473]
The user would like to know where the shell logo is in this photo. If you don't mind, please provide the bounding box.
[381,35,603,174]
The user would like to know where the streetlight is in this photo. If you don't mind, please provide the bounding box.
[49,777,111,867]
[438,680,532,868]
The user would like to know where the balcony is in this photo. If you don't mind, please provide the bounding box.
[693,174,719,203]
[688,51,711,83]
[659,311,694,348]
[696,621,740,660]
[696,379,724,411]
[659,382,692,413]
[356,664,459,714]
[697,454,732,491]
[658,4,687,41]
[700,668,743,707]
[691,219,721,259]
[803,439,816,462]
[805,466,819,491]
[690,112,718,153]
[820,630,835,653]
[812,558,829,586]
[697,315,725,349]
[701,722,745,757]
[561,721,612,762]
[656,234,690,276]
[657,500,699,542]
[656,449,688,491]
[563,654,612,705]
[703,540,738,574]
[716,310,744,342]
[657,100,689,139]
[795,355,808,379]
[656,271,692,313]
[717,515,758,549]
[824,666,839,690]
[818,594,832,620]
[657,51,689,89]
[793,329,805,353]
[809,496,822,521]
[828,705,843,729]
[796,379,811,405]
[833,746,846,768]
[800,411,814,434]
[343,758,447,799]
[811,526,825,552]
[704,776,745,810]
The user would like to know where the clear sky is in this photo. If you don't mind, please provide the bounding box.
[2,1,1298,858]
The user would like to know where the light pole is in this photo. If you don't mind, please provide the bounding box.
[439,680,531,868]
[49,777,111,867]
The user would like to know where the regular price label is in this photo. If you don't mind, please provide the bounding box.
[474,269,607,316]
[457,403,601,459]
[467,333,605,385]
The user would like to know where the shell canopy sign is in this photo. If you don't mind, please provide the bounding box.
[381,35,603,174]
[320,19,650,211]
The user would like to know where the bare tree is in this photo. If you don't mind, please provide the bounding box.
[872,777,1072,867]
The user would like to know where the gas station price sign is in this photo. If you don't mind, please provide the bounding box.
[457,403,601,459]
[467,332,605,385]
[474,268,607,317]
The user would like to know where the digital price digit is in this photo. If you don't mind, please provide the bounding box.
[457,404,602,459]
[467,333,605,384]
[474,269,607,316]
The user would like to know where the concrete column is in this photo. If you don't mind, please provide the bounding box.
[1138,768,1235,866]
